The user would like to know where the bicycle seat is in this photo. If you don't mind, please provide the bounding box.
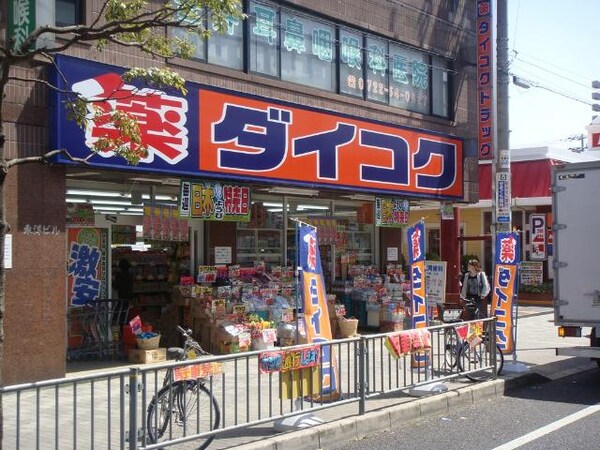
[167,347,185,359]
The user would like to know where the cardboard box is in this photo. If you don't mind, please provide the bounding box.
[192,317,214,351]
[190,300,208,318]
[128,348,167,364]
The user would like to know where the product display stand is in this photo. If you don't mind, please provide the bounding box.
[273,399,325,431]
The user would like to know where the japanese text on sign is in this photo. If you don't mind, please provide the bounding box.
[529,214,547,261]
[173,362,223,382]
[299,225,340,399]
[407,222,427,333]
[143,204,188,241]
[52,56,463,200]
[496,173,511,224]
[407,222,425,264]
[425,261,447,305]
[205,88,461,198]
[72,73,189,164]
[520,262,543,285]
[491,264,517,353]
[8,0,35,52]
[179,180,250,221]
[375,198,410,227]
[67,228,108,306]
[477,0,494,160]
[490,232,520,354]
[258,346,321,374]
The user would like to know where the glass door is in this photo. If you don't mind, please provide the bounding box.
[285,198,333,285]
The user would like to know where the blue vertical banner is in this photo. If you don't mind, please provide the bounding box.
[407,221,428,368]
[490,232,520,354]
[299,224,340,400]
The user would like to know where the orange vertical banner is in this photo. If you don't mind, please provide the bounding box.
[299,224,340,400]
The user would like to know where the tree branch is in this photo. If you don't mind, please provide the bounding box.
[5,150,94,169]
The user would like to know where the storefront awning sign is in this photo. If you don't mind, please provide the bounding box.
[375,197,410,227]
[179,180,250,221]
[50,55,463,201]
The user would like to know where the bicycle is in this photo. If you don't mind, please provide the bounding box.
[146,326,221,450]
[443,299,504,382]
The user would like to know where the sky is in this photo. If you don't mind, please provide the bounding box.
[507,0,600,151]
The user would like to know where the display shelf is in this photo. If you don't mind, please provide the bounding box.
[132,281,170,294]
[236,227,282,265]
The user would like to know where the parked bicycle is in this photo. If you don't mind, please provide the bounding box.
[443,299,504,381]
[146,326,221,450]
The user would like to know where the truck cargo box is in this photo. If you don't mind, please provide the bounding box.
[553,160,600,327]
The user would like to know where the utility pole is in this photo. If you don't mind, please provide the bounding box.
[495,0,510,233]
[493,0,511,258]
[497,0,510,163]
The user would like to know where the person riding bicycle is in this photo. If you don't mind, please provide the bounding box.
[460,259,490,318]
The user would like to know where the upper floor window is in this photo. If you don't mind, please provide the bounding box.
[432,56,450,118]
[249,1,280,77]
[339,28,364,99]
[56,0,85,27]
[208,9,244,70]
[168,0,453,120]
[389,44,430,115]
[280,12,335,91]
[366,36,389,104]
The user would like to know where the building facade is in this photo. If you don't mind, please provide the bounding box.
[2,0,479,384]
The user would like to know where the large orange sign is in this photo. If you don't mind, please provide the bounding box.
[198,90,463,199]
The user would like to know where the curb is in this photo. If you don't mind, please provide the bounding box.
[232,372,553,450]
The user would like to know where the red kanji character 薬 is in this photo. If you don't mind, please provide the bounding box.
[72,73,189,165]
[499,236,517,263]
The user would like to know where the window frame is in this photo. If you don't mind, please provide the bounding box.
[55,0,87,27]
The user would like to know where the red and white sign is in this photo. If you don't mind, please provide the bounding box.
[529,214,546,261]
[72,73,189,164]
[591,132,600,150]
[587,116,600,151]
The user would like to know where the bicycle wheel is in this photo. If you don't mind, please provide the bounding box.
[458,338,504,382]
[147,380,220,450]
[444,327,460,369]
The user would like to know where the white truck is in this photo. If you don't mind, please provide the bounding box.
[553,160,600,364]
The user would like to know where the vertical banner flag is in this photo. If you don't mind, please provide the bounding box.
[407,221,428,367]
[299,224,340,400]
[476,0,495,160]
[490,232,520,354]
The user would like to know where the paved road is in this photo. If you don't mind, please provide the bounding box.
[330,367,600,450]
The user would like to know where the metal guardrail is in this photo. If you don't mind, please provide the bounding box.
[0,318,497,449]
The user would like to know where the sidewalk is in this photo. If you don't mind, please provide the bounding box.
[221,306,598,450]
[61,306,598,450]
